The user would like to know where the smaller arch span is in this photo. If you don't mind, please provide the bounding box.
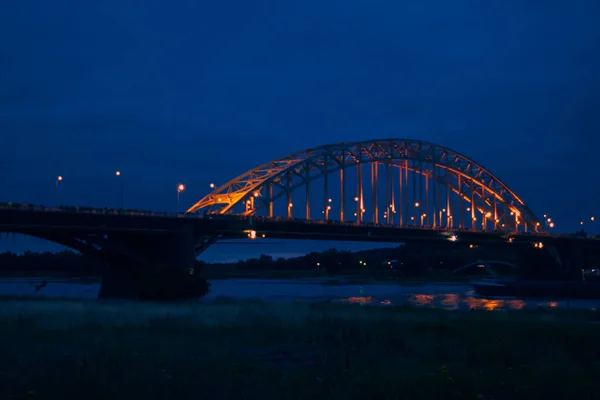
[452,260,519,277]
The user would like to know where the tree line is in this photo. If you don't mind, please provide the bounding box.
[0,241,576,279]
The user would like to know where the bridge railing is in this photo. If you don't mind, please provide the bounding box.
[0,202,593,239]
[0,202,189,219]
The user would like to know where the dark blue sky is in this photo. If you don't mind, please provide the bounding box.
[1,1,599,261]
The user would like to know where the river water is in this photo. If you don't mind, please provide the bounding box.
[1,277,599,311]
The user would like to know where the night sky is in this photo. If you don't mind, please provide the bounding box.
[1,1,599,261]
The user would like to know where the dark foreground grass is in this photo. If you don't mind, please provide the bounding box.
[1,299,600,400]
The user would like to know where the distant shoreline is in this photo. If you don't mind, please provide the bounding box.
[0,269,471,284]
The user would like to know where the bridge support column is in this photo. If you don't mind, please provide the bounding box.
[98,224,199,300]
[518,241,585,281]
[554,242,585,281]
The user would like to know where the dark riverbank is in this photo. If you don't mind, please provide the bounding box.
[0,242,553,281]
[1,298,600,399]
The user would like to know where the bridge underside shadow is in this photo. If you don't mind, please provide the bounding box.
[5,225,199,300]
[1,219,596,301]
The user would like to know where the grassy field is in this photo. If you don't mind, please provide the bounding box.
[1,298,600,399]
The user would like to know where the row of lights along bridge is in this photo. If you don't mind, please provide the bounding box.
[54,172,187,208]
[52,176,596,233]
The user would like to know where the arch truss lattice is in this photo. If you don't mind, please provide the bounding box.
[186,139,544,233]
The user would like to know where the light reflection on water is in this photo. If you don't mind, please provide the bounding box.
[338,293,527,311]
[0,277,598,311]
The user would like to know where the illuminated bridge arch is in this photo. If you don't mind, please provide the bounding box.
[186,139,544,233]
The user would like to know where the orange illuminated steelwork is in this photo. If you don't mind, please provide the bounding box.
[185,139,544,233]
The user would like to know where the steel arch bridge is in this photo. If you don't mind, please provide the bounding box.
[186,139,544,234]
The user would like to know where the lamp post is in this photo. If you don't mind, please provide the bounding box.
[55,176,63,206]
[116,171,123,209]
[177,184,185,205]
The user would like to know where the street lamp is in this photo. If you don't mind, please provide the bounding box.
[116,171,123,209]
[177,184,185,205]
[56,176,63,206]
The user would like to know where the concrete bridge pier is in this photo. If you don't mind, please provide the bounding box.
[554,241,585,281]
[531,241,585,281]
[98,224,198,299]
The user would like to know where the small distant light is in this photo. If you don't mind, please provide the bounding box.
[209,183,215,188]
